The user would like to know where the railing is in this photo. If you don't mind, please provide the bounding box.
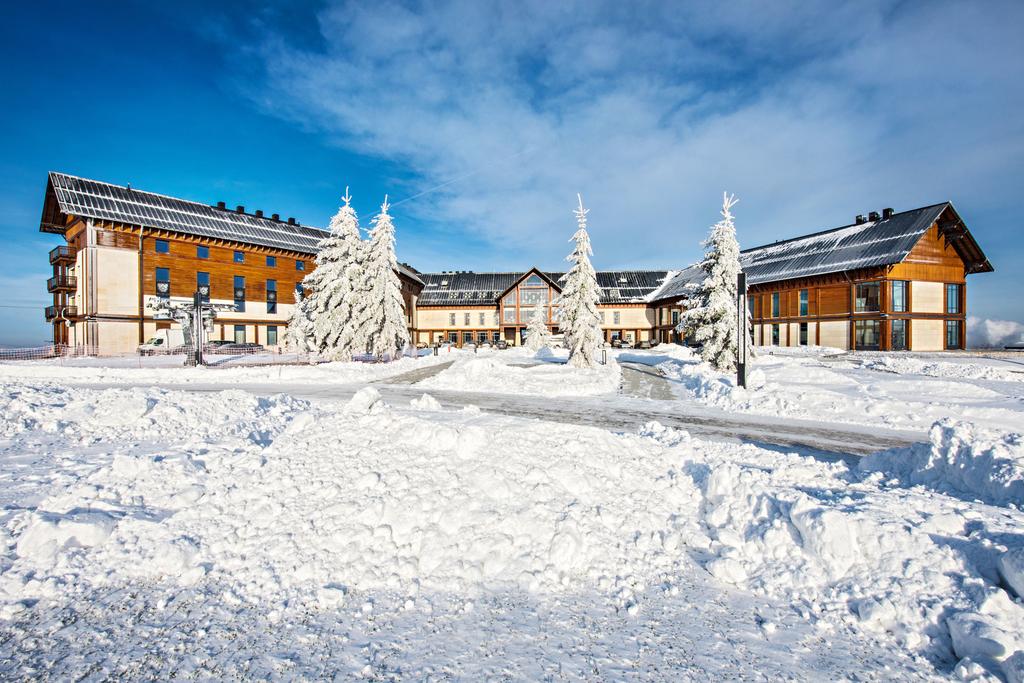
[0,344,100,361]
[44,305,78,321]
[47,275,77,292]
[48,245,76,264]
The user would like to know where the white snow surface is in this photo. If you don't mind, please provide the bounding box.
[1,379,1023,678]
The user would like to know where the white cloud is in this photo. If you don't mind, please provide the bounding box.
[967,317,1024,349]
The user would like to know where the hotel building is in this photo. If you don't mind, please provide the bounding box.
[39,172,992,354]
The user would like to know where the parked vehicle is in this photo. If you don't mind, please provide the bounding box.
[207,342,265,355]
[416,341,429,349]
[548,334,565,348]
[636,340,653,349]
[138,328,185,355]
[495,340,509,350]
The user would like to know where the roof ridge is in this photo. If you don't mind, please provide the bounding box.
[740,202,950,254]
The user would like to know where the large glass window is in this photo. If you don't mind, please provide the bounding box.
[799,322,808,346]
[891,320,907,350]
[520,288,548,305]
[771,292,780,318]
[503,293,515,307]
[946,284,961,314]
[946,320,961,349]
[799,290,808,316]
[234,325,246,344]
[266,326,278,346]
[155,267,170,298]
[523,274,544,287]
[855,320,881,350]
[462,332,473,345]
[234,275,245,313]
[520,308,535,323]
[855,282,881,312]
[771,324,780,345]
[891,281,908,313]
[502,308,515,323]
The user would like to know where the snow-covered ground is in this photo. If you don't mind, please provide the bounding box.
[1,346,1023,679]
[622,345,1024,433]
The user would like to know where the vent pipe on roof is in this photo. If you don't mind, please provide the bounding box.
[216,201,226,210]
[271,213,280,221]
[882,207,894,219]
[868,211,881,221]
[855,215,867,224]
[236,205,245,214]
[255,209,264,218]
[287,217,296,225]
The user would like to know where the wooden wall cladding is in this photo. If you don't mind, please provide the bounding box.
[141,235,311,303]
[817,286,850,316]
[96,229,139,249]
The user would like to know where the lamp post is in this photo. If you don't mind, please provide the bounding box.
[736,272,748,388]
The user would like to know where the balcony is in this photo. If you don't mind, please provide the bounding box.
[49,245,77,264]
[45,305,78,321]
[47,275,77,292]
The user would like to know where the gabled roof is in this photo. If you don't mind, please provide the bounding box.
[417,269,670,306]
[40,171,423,284]
[651,201,993,302]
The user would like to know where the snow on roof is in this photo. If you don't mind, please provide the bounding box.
[417,270,669,306]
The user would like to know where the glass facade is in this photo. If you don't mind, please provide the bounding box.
[799,322,808,346]
[891,281,908,312]
[855,282,880,312]
[520,288,548,305]
[946,284,961,314]
[771,292,780,317]
[799,290,808,316]
[266,326,278,346]
[503,308,515,323]
[855,320,881,350]
[891,319,907,350]
[946,320,961,349]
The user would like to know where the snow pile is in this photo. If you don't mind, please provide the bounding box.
[861,355,1024,383]
[860,420,1024,507]
[420,355,621,397]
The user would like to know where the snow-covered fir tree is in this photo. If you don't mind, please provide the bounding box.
[284,285,314,353]
[353,197,409,361]
[524,302,551,351]
[677,192,743,372]
[556,194,603,369]
[302,188,365,361]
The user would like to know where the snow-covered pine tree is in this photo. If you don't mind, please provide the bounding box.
[677,192,742,372]
[284,285,314,353]
[353,196,409,361]
[524,301,551,351]
[556,194,603,369]
[302,188,365,361]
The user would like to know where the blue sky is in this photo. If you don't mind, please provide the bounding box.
[1,0,1022,346]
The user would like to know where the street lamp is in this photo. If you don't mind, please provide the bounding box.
[736,272,748,388]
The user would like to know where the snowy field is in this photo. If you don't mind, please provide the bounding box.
[1,346,1023,679]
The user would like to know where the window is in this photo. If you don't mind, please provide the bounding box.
[294,282,304,302]
[671,310,679,326]
[946,320,961,349]
[771,292,780,318]
[266,255,276,267]
[234,250,245,263]
[946,284,961,314]
[462,332,473,345]
[520,288,548,305]
[155,267,170,298]
[155,239,169,254]
[448,332,458,344]
[266,279,277,314]
[799,290,808,317]
[464,313,470,326]
[747,298,754,319]
[799,322,808,346]
[476,332,488,344]
[196,245,209,259]
[891,281,908,313]
[266,326,279,346]
[771,324,780,345]
[234,275,245,312]
[197,272,210,301]
[503,293,516,307]
[855,320,881,350]
[855,282,881,312]
[295,260,305,271]
[234,325,246,344]
[479,312,485,325]
[520,307,535,323]
[891,320,907,350]
[613,311,621,325]
[523,274,544,287]
[502,308,515,323]
[449,313,457,326]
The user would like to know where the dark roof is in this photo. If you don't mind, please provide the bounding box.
[418,269,671,306]
[651,202,993,301]
[40,172,423,284]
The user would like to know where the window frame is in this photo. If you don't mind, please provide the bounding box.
[449,313,457,326]
[233,275,246,313]
[771,292,780,318]
[266,326,279,346]
[196,245,209,259]
[891,319,908,351]
[233,250,245,263]
[945,283,962,314]
[945,319,961,349]
[295,260,305,272]
[155,267,170,298]
[266,255,277,268]
[854,319,882,351]
[891,280,908,313]
[197,271,210,302]
[799,289,808,317]
[855,281,881,313]
[799,322,808,346]
[155,239,170,254]
[234,325,246,344]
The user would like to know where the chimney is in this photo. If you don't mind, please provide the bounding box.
[216,201,226,210]
[271,213,280,221]
[868,211,881,221]
[236,205,245,214]
[287,217,296,225]
[855,214,867,224]
[254,209,264,218]
[882,207,894,219]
